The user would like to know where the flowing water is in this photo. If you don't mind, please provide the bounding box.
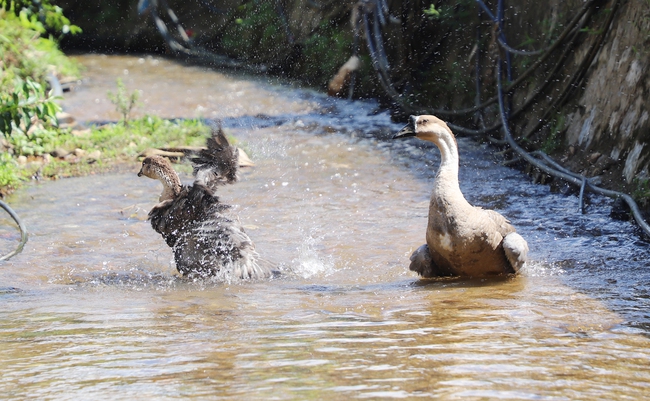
[1,54,650,399]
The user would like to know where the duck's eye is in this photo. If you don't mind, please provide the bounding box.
[421,119,429,124]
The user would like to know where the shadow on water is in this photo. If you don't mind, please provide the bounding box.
[1,54,650,399]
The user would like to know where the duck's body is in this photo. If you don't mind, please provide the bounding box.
[138,125,270,280]
[395,115,528,277]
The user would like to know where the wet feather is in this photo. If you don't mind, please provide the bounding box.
[138,124,270,280]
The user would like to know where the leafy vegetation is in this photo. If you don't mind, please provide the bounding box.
[0,1,84,195]
[633,178,650,207]
[221,1,289,64]
[300,20,354,87]
[1,0,82,37]
[0,153,28,190]
[541,114,566,154]
[0,2,81,163]
[107,78,141,124]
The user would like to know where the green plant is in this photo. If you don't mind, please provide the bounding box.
[107,78,141,124]
[300,20,353,86]
[1,0,81,38]
[221,1,289,63]
[0,7,78,152]
[633,177,650,207]
[0,152,23,188]
[0,9,81,85]
[0,77,61,137]
[50,115,210,160]
[424,4,441,18]
[8,125,59,156]
[541,114,566,153]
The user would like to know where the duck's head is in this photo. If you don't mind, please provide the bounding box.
[393,115,454,144]
[138,155,169,180]
[138,155,182,201]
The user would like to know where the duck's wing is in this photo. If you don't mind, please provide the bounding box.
[466,207,517,251]
[480,208,515,235]
[191,122,239,191]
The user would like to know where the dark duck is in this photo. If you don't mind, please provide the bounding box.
[138,125,270,280]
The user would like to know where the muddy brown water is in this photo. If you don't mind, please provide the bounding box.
[1,54,650,399]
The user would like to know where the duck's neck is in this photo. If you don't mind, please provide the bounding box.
[432,134,463,199]
[158,171,182,202]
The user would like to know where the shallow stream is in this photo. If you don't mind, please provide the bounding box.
[1,54,649,399]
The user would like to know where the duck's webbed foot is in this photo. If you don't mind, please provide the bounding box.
[502,232,529,273]
[409,244,443,278]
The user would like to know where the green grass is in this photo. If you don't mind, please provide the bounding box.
[0,116,213,196]
[0,153,28,190]
[50,116,210,160]
[633,178,650,207]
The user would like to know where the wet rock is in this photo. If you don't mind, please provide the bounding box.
[610,197,631,221]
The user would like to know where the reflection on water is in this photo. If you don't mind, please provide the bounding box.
[1,54,650,399]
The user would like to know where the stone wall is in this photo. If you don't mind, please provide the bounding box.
[564,0,650,184]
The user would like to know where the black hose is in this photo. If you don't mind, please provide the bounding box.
[495,52,650,238]
[0,200,28,261]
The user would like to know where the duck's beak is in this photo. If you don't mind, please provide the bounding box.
[137,168,144,177]
[393,115,417,139]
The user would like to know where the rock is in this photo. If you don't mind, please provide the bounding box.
[42,154,51,163]
[87,150,101,162]
[56,112,75,125]
[51,148,69,158]
[56,112,74,123]
[26,160,43,169]
[588,152,602,164]
[610,197,631,221]
[74,148,86,157]
[17,155,27,165]
[71,129,91,137]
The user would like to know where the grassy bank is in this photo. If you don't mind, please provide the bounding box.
[0,115,212,197]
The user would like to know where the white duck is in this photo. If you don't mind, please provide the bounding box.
[394,115,529,277]
[138,124,270,280]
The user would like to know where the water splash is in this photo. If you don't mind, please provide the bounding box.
[292,234,335,279]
